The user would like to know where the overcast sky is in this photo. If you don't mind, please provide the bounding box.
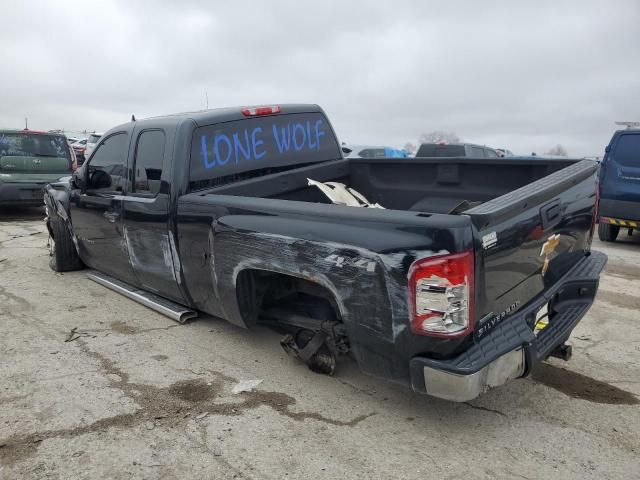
[1,1,639,156]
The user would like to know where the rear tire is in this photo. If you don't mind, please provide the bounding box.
[598,222,619,242]
[49,216,83,272]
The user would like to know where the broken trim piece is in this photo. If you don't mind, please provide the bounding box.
[307,178,384,209]
[86,270,197,323]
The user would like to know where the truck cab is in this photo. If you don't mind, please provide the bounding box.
[598,127,640,241]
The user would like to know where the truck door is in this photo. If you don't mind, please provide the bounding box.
[122,128,187,304]
[70,131,138,284]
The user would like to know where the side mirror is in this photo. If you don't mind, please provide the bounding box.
[72,166,86,191]
[89,170,112,190]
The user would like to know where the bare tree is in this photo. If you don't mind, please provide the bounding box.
[545,144,568,156]
[418,131,461,144]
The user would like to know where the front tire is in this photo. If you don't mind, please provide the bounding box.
[597,222,619,242]
[49,216,83,272]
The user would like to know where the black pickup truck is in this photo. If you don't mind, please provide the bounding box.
[44,104,606,401]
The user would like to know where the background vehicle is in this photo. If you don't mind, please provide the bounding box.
[342,144,408,158]
[496,148,514,157]
[45,104,605,401]
[83,132,103,160]
[0,129,75,207]
[416,142,499,158]
[71,139,88,165]
[598,126,640,241]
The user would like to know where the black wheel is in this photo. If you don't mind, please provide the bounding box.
[49,216,83,272]
[597,222,619,242]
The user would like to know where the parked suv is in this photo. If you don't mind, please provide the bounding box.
[0,129,75,207]
[416,142,499,158]
[598,127,640,241]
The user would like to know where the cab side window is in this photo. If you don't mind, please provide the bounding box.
[133,130,165,195]
[87,133,129,192]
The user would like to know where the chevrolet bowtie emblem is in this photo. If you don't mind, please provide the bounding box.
[540,234,560,276]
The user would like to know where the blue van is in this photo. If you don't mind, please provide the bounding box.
[598,128,640,241]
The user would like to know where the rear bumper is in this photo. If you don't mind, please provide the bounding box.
[598,199,640,224]
[599,215,639,229]
[0,182,46,206]
[409,250,607,401]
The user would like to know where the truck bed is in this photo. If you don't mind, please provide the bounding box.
[207,157,577,214]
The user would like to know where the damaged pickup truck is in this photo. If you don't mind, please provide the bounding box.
[44,104,606,401]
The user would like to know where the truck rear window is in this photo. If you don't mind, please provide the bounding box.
[613,134,640,167]
[189,112,341,189]
[416,144,466,157]
[0,133,71,161]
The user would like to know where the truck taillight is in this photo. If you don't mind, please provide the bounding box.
[408,251,474,337]
[242,105,281,116]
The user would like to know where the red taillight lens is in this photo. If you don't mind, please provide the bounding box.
[408,251,474,337]
[241,105,281,116]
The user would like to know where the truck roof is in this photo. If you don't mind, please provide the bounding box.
[110,104,324,131]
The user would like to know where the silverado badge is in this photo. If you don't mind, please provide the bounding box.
[540,234,560,276]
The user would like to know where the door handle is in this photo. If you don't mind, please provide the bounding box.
[103,211,120,223]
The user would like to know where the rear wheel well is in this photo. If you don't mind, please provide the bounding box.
[235,270,342,327]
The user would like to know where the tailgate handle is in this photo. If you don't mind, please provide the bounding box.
[541,200,561,230]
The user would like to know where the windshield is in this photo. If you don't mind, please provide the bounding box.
[87,134,101,144]
[0,132,71,160]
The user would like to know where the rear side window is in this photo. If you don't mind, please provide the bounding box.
[133,130,165,194]
[86,133,128,192]
[613,134,640,167]
[189,112,341,190]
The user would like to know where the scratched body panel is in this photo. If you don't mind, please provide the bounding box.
[176,196,473,383]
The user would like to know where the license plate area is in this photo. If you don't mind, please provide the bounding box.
[533,303,549,336]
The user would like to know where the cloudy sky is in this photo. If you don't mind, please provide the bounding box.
[1,1,639,156]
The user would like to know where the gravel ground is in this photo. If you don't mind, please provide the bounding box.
[0,207,638,480]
